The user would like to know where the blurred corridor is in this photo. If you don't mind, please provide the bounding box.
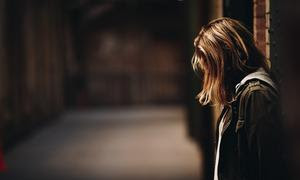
[0,1,210,179]
[3,106,201,179]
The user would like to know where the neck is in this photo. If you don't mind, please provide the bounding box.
[226,70,247,93]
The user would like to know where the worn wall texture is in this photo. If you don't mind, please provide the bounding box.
[1,0,72,149]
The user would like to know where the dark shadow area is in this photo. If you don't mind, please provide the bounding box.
[66,0,188,107]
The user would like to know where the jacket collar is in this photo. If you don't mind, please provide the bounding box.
[235,68,277,93]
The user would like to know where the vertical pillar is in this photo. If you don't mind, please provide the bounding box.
[186,0,213,179]
[279,0,300,179]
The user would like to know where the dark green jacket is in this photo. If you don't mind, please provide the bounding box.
[215,76,289,180]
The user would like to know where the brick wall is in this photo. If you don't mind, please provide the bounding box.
[253,0,270,61]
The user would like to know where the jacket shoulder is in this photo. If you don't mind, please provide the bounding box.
[235,79,279,130]
[238,79,279,102]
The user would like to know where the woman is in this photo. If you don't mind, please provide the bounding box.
[192,18,289,180]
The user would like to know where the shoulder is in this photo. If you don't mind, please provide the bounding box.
[239,79,279,104]
[236,79,280,122]
[236,80,281,130]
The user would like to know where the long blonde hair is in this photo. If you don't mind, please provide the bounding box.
[192,17,269,106]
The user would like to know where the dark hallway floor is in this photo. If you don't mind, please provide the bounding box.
[2,106,202,180]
